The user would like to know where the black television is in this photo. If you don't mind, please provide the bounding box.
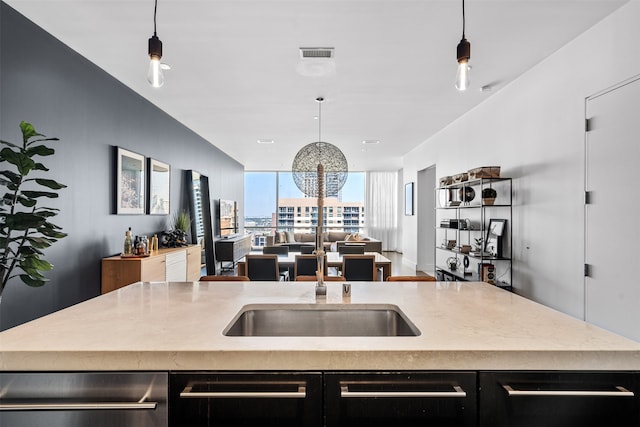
[218,199,237,237]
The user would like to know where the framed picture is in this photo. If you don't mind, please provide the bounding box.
[485,219,507,257]
[148,158,170,215]
[404,182,414,216]
[116,147,146,214]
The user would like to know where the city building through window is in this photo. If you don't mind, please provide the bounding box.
[244,171,366,246]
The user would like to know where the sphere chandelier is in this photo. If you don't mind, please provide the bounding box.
[291,97,348,198]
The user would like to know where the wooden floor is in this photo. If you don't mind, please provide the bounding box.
[215,251,429,278]
[382,251,430,277]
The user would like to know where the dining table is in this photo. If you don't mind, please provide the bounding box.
[237,251,392,280]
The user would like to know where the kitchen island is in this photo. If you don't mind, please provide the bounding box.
[2,281,640,426]
[1,280,638,371]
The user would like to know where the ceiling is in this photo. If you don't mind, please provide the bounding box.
[5,0,628,171]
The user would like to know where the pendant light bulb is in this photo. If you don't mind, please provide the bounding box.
[455,37,470,91]
[147,0,164,88]
[148,34,164,88]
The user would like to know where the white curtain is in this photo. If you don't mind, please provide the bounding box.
[365,171,399,251]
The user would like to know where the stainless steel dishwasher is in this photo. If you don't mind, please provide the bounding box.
[0,372,168,427]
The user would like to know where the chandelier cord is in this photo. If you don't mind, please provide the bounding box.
[317,98,323,159]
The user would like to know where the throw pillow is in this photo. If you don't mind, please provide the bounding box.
[344,233,354,241]
[277,231,286,243]
[285,231,296,244]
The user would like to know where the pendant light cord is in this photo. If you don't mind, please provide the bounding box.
[153,0,158,36]
[461,0,466,38]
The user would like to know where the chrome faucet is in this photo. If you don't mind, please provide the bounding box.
[315,250,326,297]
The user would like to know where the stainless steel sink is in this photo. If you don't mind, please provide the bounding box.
[223,304,421,337]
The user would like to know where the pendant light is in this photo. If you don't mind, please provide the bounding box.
[291,97,348,199]
[455,0,471,91]
[148,0,164,88]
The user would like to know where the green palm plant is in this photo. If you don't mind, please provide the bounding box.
[0,121,67,297]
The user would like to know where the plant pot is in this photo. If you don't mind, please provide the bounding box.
[482,187,497,205]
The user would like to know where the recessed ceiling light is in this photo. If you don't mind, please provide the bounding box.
[362,140,380,145]
[257,139,274,144]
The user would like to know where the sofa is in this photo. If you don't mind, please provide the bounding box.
[266,231,382,253]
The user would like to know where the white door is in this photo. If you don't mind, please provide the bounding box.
[417,166,436,274]
[585,76,640,341]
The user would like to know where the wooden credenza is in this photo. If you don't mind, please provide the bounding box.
[101,245,201,294]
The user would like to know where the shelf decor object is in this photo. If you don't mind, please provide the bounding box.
[116,147,146,215]
[482,187,497,205]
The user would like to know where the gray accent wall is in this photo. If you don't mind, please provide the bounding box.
[0,3,244,330]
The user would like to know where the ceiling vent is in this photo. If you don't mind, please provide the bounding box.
[299,47,335,59]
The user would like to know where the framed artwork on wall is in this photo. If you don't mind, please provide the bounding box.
[405,182,414,216]
[148,158,170,215]
[116,147,146,214]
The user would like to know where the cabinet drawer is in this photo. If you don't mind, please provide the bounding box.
[170,372,323,427]
[141,255,167,282]
[479,371,640,427]
[186,246,202,280]
[0,372,167,427]
[165,250,187,281]
[325,371,477,426]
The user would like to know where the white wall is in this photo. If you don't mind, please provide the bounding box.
[401,0,640,319]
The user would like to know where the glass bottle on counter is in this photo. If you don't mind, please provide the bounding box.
[123,228,133,255]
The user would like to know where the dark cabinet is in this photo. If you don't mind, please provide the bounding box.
[169,370,640,427]
[325,371,477,426]
[479,371,640,427]
[214,234,252,272]
[169,372,323,427]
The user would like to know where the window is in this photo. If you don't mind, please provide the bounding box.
[245,171,366,241]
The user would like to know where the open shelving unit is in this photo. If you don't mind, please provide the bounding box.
[434,177,512,290]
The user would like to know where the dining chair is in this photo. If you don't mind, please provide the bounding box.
[338,245,365,255]
[200,275,250,281]
[295,275,345,282]
[300,245,316,254]
[245,254,286,281]
[386,275,436,282]
[341,255,377,281]
[294,254,328,279]
[262,246,289,255]
[261,246,290,279]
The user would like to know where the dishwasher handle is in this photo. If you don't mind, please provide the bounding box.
[0,399,157,411]
[180,382,307,399]
[502,384,635,397]
[340,383,466,398]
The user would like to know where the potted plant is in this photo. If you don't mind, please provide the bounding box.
[473,237,484,252]
[162,210,191,247]
[0,121,67,298]
[482,187,497,205]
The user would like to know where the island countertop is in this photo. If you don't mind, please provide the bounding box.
[1,281,639,371]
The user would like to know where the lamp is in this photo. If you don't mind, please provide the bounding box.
[148,0,164,88]
[291,97,348,293]
[455,0,471,91]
